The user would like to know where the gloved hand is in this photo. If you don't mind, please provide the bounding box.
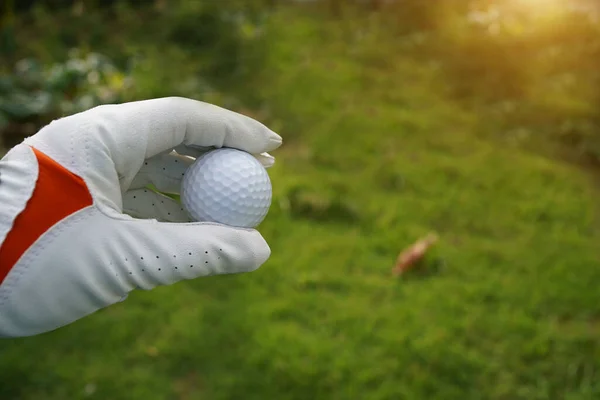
[0,97,282,338]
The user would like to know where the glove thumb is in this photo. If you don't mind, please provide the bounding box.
[112,215,271,290]
[0,207,270,338]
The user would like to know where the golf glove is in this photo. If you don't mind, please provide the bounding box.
[0,97,282,338]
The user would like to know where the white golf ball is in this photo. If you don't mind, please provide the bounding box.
[181,148,272,228]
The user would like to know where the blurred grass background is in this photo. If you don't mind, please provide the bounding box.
[1,0,600,399]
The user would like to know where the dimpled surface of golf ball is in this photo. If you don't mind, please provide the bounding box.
[181,148,272,228]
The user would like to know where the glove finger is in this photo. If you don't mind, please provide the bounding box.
[253,152,276,169]
[122,188,191,222]
[80,97,280,178]
[173,144,211,158]
[111,217,271,289]
[174,145,276,169]
[115,97,282,156]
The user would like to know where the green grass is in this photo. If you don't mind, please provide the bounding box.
[2,6,600,400]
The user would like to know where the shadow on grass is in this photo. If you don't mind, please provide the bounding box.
[396,256,447,281]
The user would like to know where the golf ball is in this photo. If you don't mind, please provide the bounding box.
[181,148,272,228]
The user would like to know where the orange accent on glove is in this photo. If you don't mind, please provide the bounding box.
[0,147,93,283]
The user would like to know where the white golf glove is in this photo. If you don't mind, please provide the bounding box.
[0,97,282,338]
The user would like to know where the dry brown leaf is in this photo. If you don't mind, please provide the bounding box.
[392,232,439,276]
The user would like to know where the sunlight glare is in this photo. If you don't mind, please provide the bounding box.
[507,0,567,13]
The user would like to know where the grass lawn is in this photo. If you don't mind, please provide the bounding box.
[1,6,600,400]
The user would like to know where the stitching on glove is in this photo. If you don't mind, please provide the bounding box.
[0,147,94,283]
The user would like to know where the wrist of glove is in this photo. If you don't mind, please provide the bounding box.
[0,97,282,338]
